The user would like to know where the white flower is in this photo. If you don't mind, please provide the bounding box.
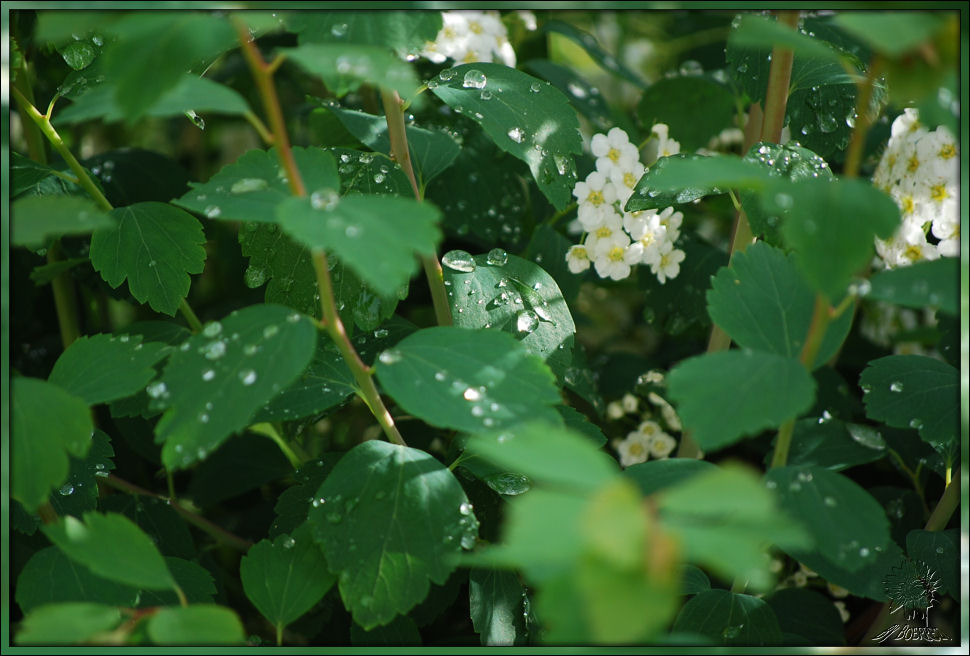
[565,244,591,273]
[644,123,681,164]
[591,127,640,175]
[616,430,651,467]
[651,241,686,284]
[573,170,617,210]
[636,218,669,266]
[647,431,677,459]
[607,401,625,420]
[655,206,684,242]
[593,234,643,281]
[834,601,850,623]
[421,10,516,66]
[578,202,618,232]
[609,161,646,203]
[623,209,655,240]
[621,393,639,413]
[582,208,624,249]
[827,583,850,599]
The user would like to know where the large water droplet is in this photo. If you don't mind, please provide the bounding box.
[486,248,508,266]
[202,321,223,338]
[463,387,482,401]
[202,369,216,382]
[244,266,267,288]
[330,22,348,37]
[239,369,257,386]
[507,127,525,143]
[439,68,456,81]
[485,472,532,496]
[230,178,268,194]
[310,188,340,210]
[146,381,168,398]
[516,310,539,333]
[203,340,227,360]
[889,381,904,393]
[204,205,222,219]
[378,349,402,365]
[58,483,75,496]
[442,250,476,272]
[462,69,487,89]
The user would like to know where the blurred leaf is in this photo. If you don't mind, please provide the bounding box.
[100,495,195,560]
[13,195,114,249]
[291,11,441,55]
[16,603,122,645]
[282,43,419,100]
[866,258,959,316]
[429,63,583,210]
[469,569,526,646]
[626,154,772,212]
[541,20,645,85]
[137,557,217,607]
[730,15,845,66]
[16,547,139,615]
[765,588,846,646]
[668,350,816,452]
[270,458,335,538]
[187,432,293,506]
[12,377,93,512]
[146,605,246,645]
[637,75,736,151]
[831,13,947,58]
[375,327,561,434]
[90,202,206,316]
[624,458,718,497]
[42,512,176,591]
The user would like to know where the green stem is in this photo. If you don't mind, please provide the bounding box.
[243,110,275,145]
[379,87,453,327]
[234,18,408,448]
[545,201,578,228]
[47,241,82,348]
[248,423,303,469]
[179,298,203,334]
[102,475,254,551]
[276,623,283,647]
[12,55,48,164]
[843,56,884,180]
[174,584,188,608]
[760,11,800,143]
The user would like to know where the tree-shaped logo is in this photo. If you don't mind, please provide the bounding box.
[883,558,941,627]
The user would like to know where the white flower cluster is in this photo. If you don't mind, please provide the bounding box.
[566,125,686,283]
[607,373,682,468]
[420,11,516,67]
[873,108,959,267]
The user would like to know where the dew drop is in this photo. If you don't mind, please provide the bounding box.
[203,340,227,360]
[310,188,340,210]
[485,472,532,496]
[516,310,539,333]
[330,22,348,37]
[721,625,743,640]
[230,177,268,194]
[204,205,222,219]
[282,536,296,549]
[202,369,215,381]
[379,349,402,365]
[239,369,257,385]
[58,483,75,496]
[463,387,482,401]
[442,249,476,272]
[507,127,525,143]
[486,248,508,266]
[824,496,837,507]
[147,381,168,398]
[202,322,223,338]
[530,81,542,93]
[244,266,267,288]
[262,324,280,339]
[462,69,487,89]
[889,381,904,393]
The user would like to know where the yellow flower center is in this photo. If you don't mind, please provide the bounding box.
[906,155,920,173]
[903,244,924,261]
[938,143,956,159]
[608,147,621,163]
[930,184,949,203]
[443,26,457,39]
[623,172,637,188]
[888,154,897,169]
[628,442,644,457]
[587,190,605,206]
[595,225,613,239]
[469,20,483,34]
[608,246,625,262]
[573,247,588,261]
[900,195,915,214]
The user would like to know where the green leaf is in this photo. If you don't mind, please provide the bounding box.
[681,565,711,596]
[331,146,414,196]
[101,495,195,560]
[49,333,170,405]
[239,224,319,318]
[659,464,811,591]
[256,317,415,423]
[90,202,206,316]
[102,12,237,120]
[13,195,114,249]
[637,76,736,151]
[58,37,101,70]
[308,441,475,630]
[429,63,583,211]
[277,193,440,299]
[779,418,887,471]
[12,152,70,198]
[624,458,718,497]
[48,429,115,518]
[741,142,834,246]
[270,458,335,538]
[137,557,218,607]
[291,11,441,53]
[730,15,846,67]
[12,377,93,512]
[375,327,561,434]
[524,59,614,132]
[794,540,903,601]
[673,590,783,646]
[557,405,607,447]
[82,148,191,207]
[442,252,576,381]
[282,43,419,100]
[42,511,176,591]
[154,305,317,470]
[831,13,947,58]
[325,104,461,186]
[859,355,959,459]
[626,153,772,212]
[667,350,816,452]
[706,241,852,368]
[866,258,959,316]
[241,526,336,632]
[766,588,846,646]
[541,20,645,85]
[58,74,251,124]
[16,547,139,614]
[766,466,891,572]
[175,147,340,224]
[769,178,900,301]
[30,257,88,286]
[146,605,246,645]
[906,529,959,597]
[469,569,526,646]
[186,432,293,507]
[16,603,123,645]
